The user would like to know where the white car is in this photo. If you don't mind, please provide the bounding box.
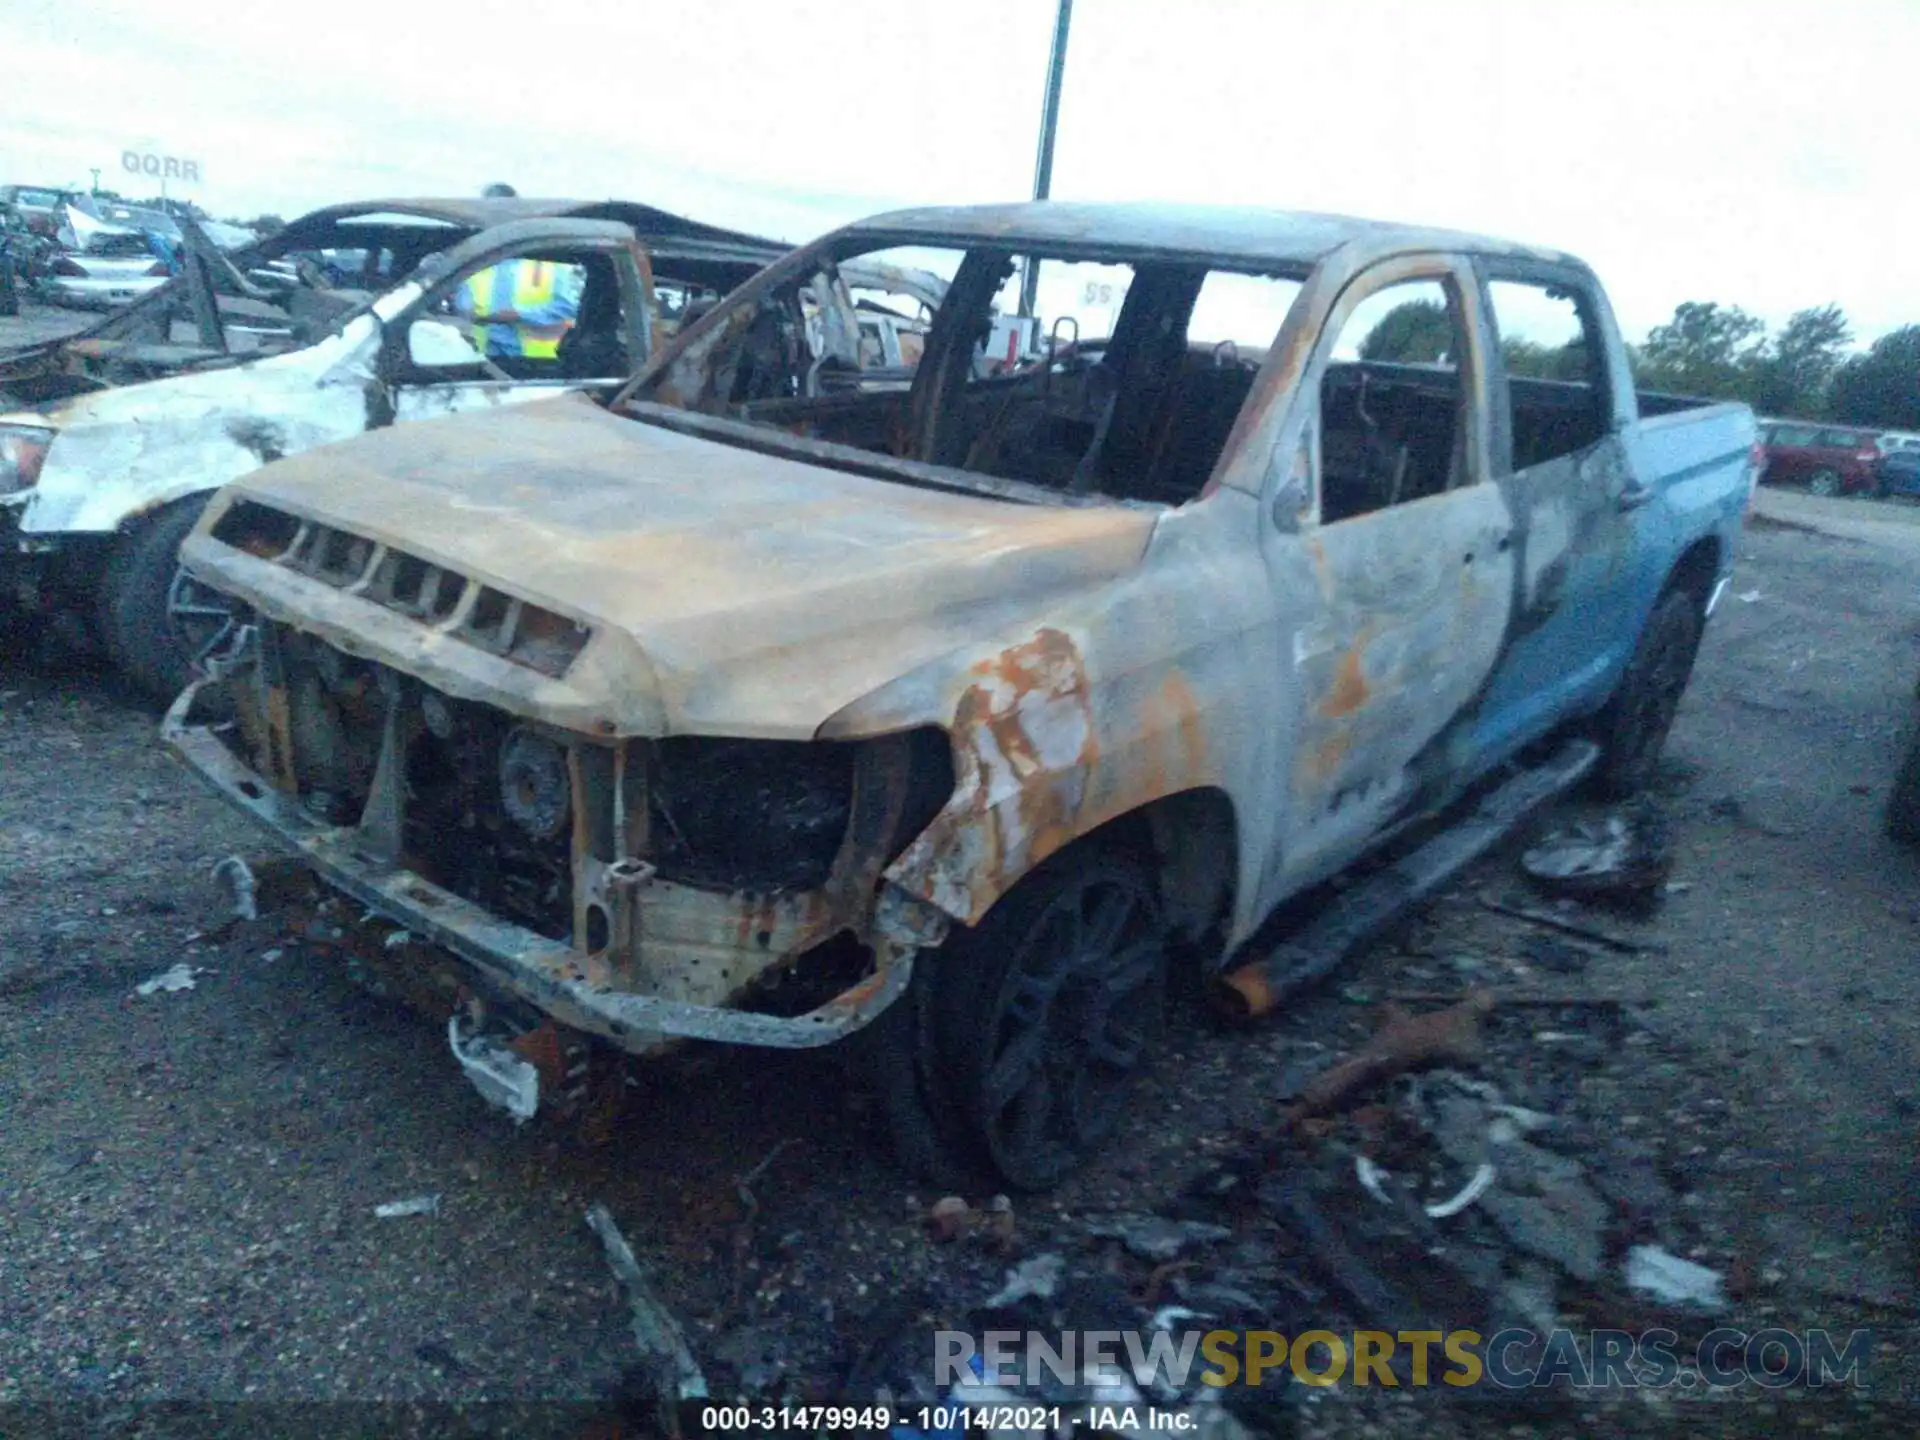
[0,196,787,697]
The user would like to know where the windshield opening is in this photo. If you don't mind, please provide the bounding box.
[622,236,1305,506]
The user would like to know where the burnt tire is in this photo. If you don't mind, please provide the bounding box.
[1887,728,1920,847]
[98,495,209,703]
[923,848,1172,1191]
[1590,587,1705,799]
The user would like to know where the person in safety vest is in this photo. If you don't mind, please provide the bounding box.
[451,182,584,361]
[454,256,584,361]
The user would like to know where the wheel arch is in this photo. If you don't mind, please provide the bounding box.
[895,782,1242,956]
[1666,533,1722,606]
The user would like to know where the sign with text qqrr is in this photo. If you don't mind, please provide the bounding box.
[121,150,202,184]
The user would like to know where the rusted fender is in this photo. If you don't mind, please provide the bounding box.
[819,492,1284,930]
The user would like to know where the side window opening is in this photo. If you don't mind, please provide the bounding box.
[406,252,621,381]
[1486,277,1608,470]
[1318,277,1465,524]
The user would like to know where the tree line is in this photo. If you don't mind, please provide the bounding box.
[1359,296,1920,432]
[1631,302,1919,430]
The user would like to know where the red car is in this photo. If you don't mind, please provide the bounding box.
[1758,421,1883,497]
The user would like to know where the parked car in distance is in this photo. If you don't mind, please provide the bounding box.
[164,199,1757,1187]
[1877,430,1920,456]
[1876,446,1920,500]
[0,184,81,237]
[1758,421,1883,497]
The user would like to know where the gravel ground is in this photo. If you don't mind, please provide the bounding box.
[3,493,1919,1437]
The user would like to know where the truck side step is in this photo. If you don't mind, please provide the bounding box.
[1214,739,1600,1019]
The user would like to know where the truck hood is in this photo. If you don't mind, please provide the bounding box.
[198,394,1158,738]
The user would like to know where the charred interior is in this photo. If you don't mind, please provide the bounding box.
[627,238,1309,507]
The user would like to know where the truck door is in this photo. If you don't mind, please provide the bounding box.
[1455,262,1646,764]
[375,220,653,426]
[1257,258,1517,899]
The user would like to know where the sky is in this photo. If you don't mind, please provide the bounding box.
[3,0,1915,349]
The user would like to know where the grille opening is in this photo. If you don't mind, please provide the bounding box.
[315,528,373,583]
[424,568,462,622]
[464,587,515,648]
[234,516,583,673]
[212,500,301,559]
[373,550,431,608]
[507,604,590,679]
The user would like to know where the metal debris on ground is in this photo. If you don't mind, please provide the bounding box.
[134,963,200,996]
[983,1252,1065,1308]
[211,855,258,921]
[1285,991,1493,1125]
[1478,890,1666,953]
[1523,808,1674,901]
[924,1194,1018,1250]
[586,1201,708,1425]
[1626,1244,1727,1308]
[372,1194,442,1219]
[1085,1213,1234,1263]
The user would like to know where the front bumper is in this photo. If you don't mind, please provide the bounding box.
[163,682,918,1054]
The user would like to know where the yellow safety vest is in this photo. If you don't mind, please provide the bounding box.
[463,260,570,359]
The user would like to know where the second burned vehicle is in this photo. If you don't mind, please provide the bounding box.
[165,203,1757,1187]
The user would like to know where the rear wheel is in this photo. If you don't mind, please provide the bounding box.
[1806,468,1843,498]
[1590,587,1705,798]
[98,495,215,702]
[925,849,1172,1191]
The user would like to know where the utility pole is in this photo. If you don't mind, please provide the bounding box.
[1018,0,1073,319]
[89,168,100,195]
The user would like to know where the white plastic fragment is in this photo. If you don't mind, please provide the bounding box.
[1626,1245,1726,1307]
[446,1014,539,1124]
[985,1252,1065,1307]
[211,856,258,921]
[1425,1161,1497,1218]
[135,963,200,996]
[373,1194,441,1219]
[382,929,415,951]
[1354,1155,1394,1205]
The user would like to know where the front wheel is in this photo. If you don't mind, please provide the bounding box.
[925,849,1172,1191]
[98,495,217,702]
[1590,587,1705,798]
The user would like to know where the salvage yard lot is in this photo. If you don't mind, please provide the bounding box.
[4,482,1920,1431]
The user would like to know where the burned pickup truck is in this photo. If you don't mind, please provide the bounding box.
[164,203,1757,1187]
[0,197,789,696]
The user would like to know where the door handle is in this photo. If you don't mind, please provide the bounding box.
[1617,482,1655,512]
